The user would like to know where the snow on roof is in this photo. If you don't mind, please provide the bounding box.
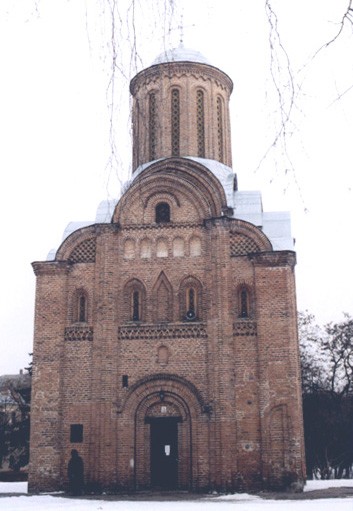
[152,44,210,66]
[47,158,294,259]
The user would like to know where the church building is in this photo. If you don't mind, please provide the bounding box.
[29,46,306,493]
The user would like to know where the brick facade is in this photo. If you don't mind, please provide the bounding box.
[28,49,305,493]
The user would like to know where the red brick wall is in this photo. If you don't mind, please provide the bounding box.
[29,189,305,492]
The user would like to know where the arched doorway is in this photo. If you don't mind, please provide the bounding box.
[135,389,192,490]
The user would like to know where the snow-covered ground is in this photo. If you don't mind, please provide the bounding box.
[0,480,353,511]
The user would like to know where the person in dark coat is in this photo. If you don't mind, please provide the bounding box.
[67,449,84,495]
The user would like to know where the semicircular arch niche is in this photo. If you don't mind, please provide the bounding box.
[112,158,228,225]
[55,225,97,262]
[118,374,208,490]
[229,219,272,256]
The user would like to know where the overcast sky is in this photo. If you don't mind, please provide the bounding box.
[1,0,353,375]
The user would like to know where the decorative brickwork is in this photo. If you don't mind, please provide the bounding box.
[149,92,157,161]
[130,61,233,169]
[171,88,180,157]
[196,89,205,157]
[216,96,224,163]
[233,321,257,337]
[64,325,93,342]
[118,323,207,340]
[69,238,96,263]
[230,232,260,256]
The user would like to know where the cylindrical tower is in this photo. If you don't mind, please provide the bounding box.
[130,46,233,172]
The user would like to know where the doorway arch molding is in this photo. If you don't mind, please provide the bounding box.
[118,373,209,490]
[117,372,207,416]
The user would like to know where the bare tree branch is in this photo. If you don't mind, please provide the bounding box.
[319,0,353,51]
[258,1,309,208]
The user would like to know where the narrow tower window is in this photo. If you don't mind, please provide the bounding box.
[171,88,180,156]
[217,97,224,163]
[155,202,170,223]
[149,92,157,160]
[196,90,205,157]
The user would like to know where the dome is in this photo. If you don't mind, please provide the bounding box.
[152,45,210,66]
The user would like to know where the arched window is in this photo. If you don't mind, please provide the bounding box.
[124,279,146,323]
[149,92,157,160]
[155,202,170,223]
[216,96,224,163]
[132,290,141,321]
[179,277,203,321]
[78,294,87,322]
[185,287,197,320]
[71,290,88,324]
[171,88,180,156]
[238,286,251,318]
[196,90,205,157]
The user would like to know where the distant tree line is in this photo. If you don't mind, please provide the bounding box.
[0,356,31,477]
[299,312,353,479]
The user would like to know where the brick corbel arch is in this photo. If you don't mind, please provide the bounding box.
[117,373,207,416]
[229,218,273,253]
[113,157,228,224]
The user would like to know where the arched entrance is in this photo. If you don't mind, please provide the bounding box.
[135,389,192,490]
[118,374,209,490]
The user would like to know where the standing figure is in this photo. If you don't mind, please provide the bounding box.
[67,449,84,495]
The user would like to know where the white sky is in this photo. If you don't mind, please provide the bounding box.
[1,480,353,510]
[1,0,353,375]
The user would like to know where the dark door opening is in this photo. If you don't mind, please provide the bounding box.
[150,417,179,489]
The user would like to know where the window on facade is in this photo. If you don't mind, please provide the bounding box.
[185,287,197,320]
[149,92,157,160]
[240,287,249,318]
[78,294,87,322]
[155,202,170,223]
[70,424,83,443]
[132,290,141,321]
[196,90,205,157]
[122,375,129,388]
[125,279,145,323]
[217,96,224,163]
[171,88,180,156]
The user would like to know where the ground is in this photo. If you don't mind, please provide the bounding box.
[1,480,353,510]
